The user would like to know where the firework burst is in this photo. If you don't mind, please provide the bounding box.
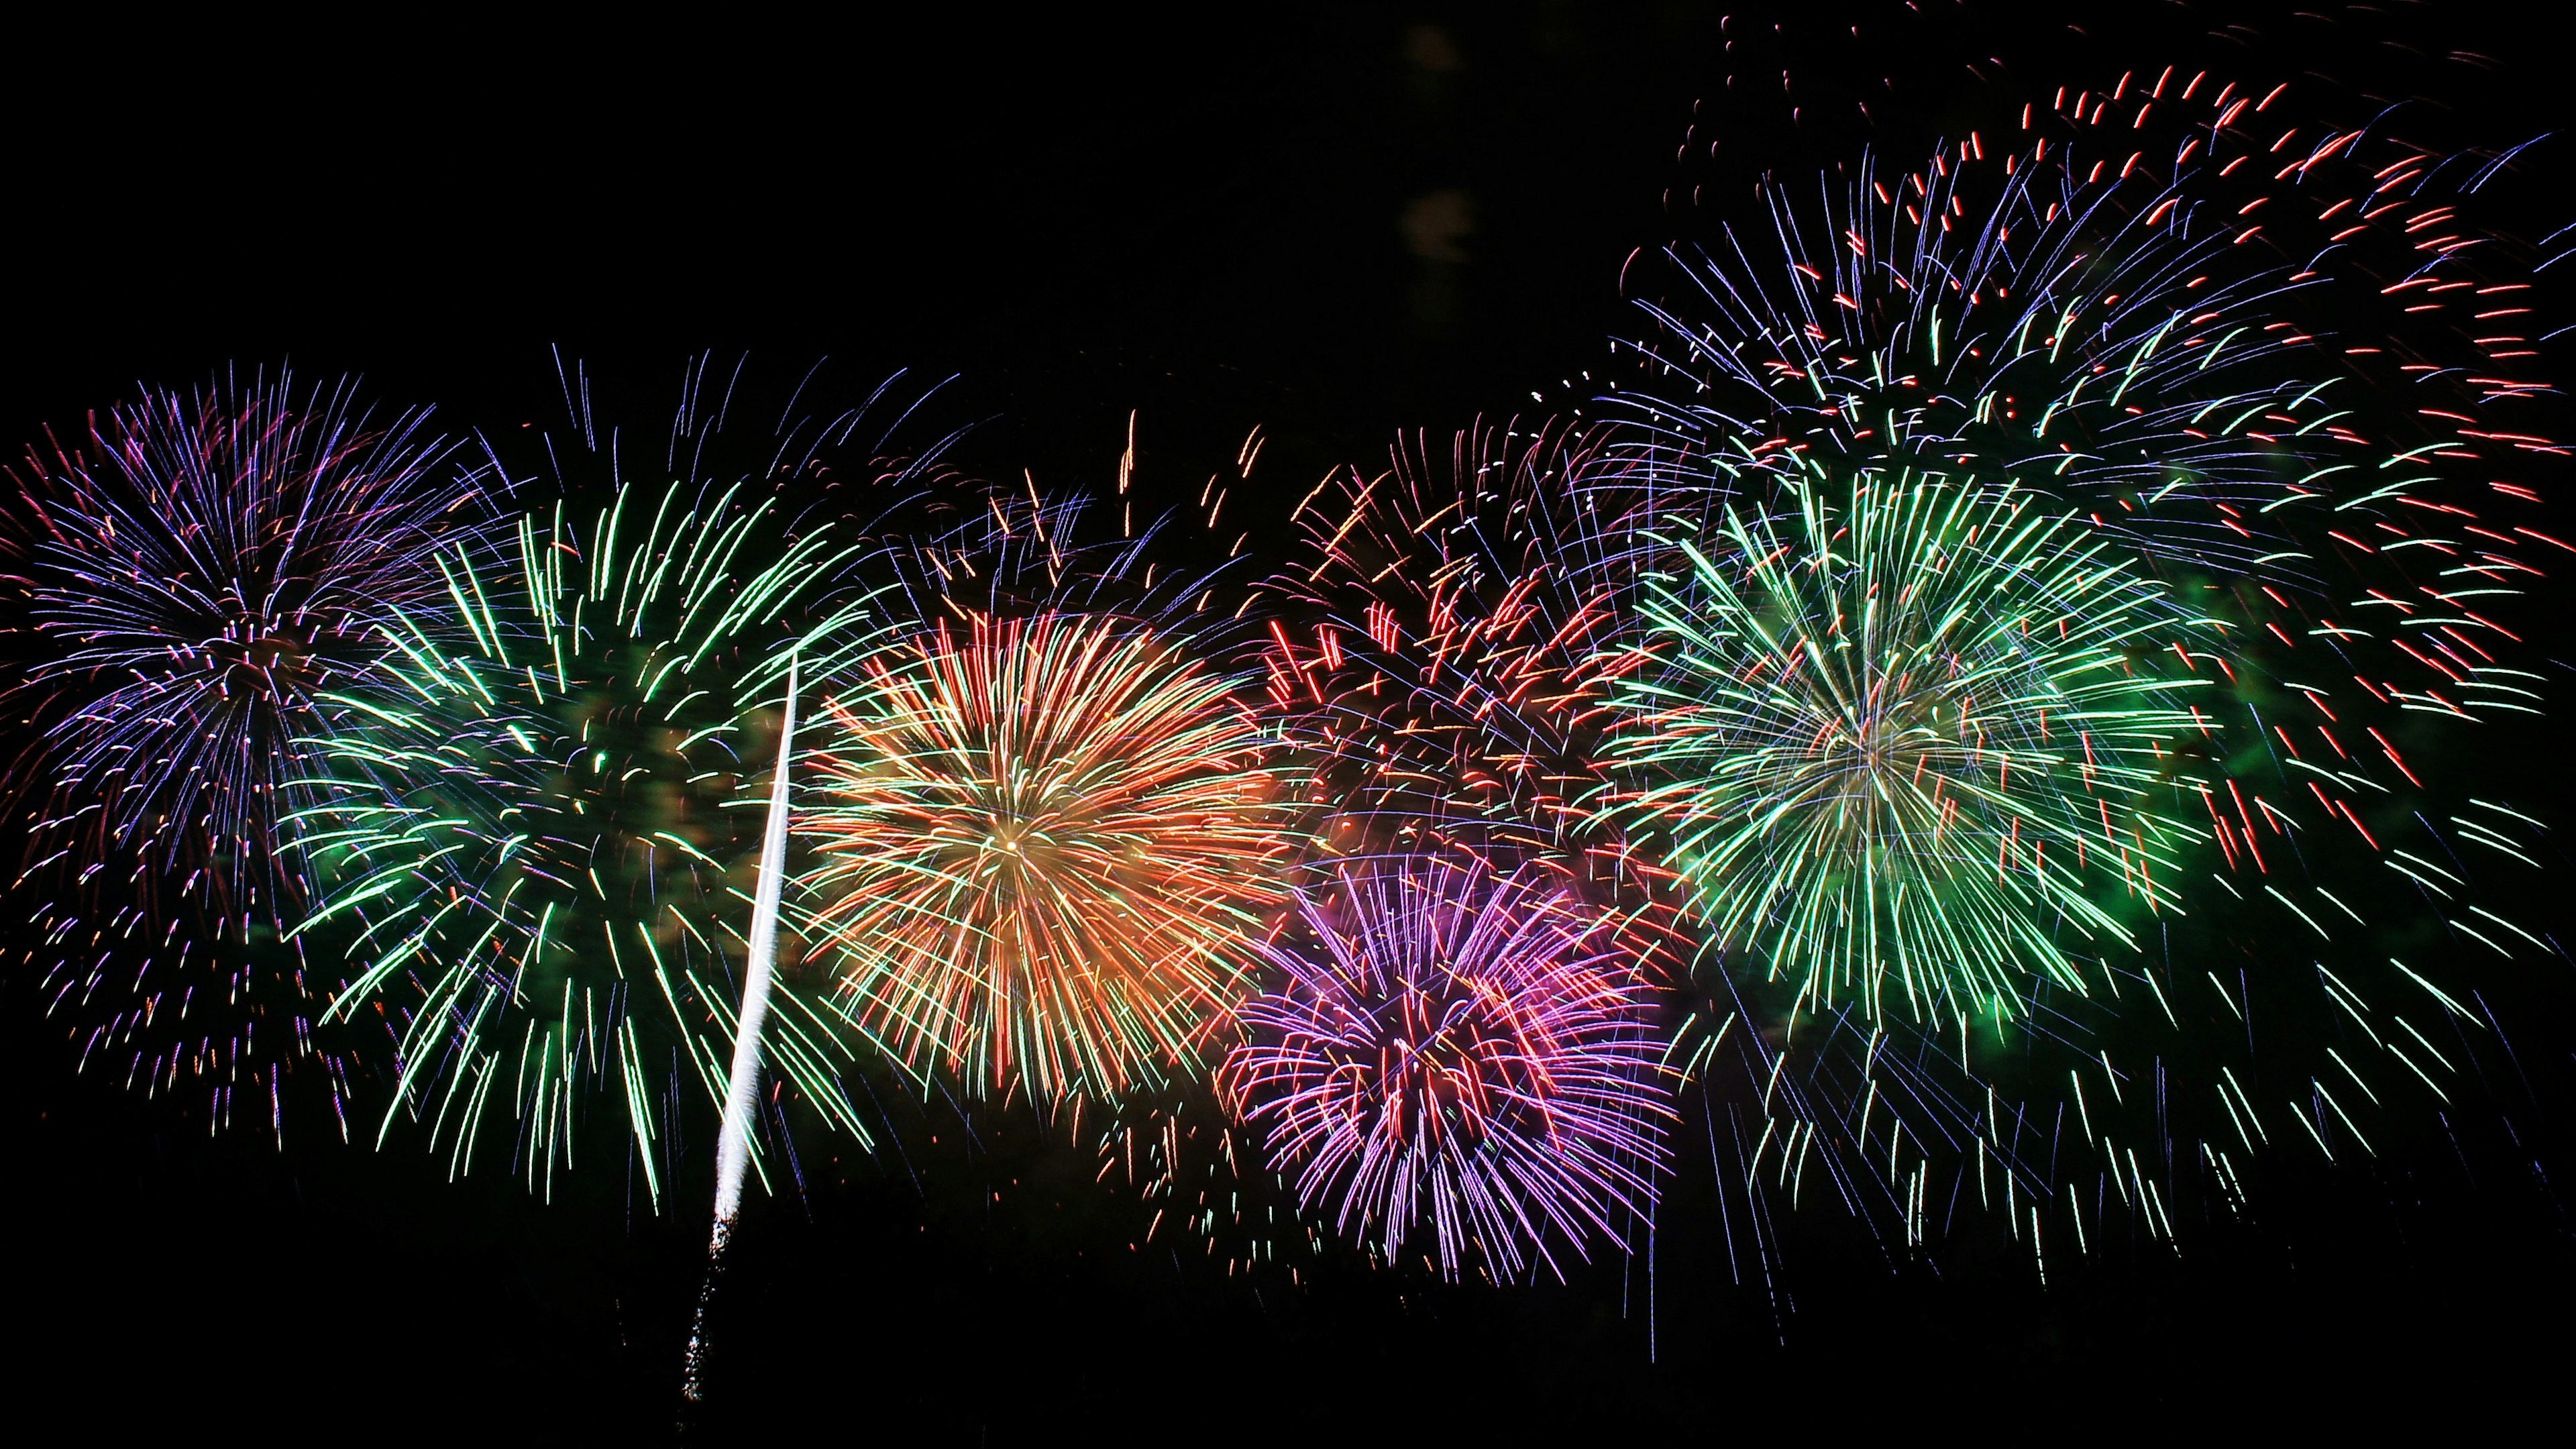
[3,370,487,1134]
[1261,419,1658,863]
[1620,66,2563,584]
[1606,470,2216,1032]
[290,480,882,1197]
[799,607,1303,1102]
[1222,855,1669,1282]
[1608,66,2564,1261]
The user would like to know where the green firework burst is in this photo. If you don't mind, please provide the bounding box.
[1605,468,2220,1034]
[289,482,883,1199]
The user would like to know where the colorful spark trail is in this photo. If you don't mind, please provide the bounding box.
[1603,472,2216,1032]
[1,19,2567,1330]
[290,481,881,1197]
[4,371,487,1136]
[800,608,1303,1102]
[1223,855,1670,1283]
[1260,419,1659,867]
[1607,60,2565,1258]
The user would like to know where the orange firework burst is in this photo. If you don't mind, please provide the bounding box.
[799,609,1307,1101]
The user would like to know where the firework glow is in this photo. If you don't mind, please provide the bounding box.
[4,371,486,1135]
[683,651,803,1404]
[289,481,881,1197]
[1259,420,1657,864]
[1222,856,1670,1282]
[800,608,1303,1102]
[7,17,2575,1420]
[1605,472,2216,1032]
[1605,59,2567,1264]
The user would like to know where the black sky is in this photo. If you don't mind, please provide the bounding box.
[5,3,2571,1439]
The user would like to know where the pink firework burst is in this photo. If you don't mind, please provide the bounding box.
[1220,857,1670,1282]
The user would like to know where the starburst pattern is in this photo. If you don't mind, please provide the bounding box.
[1223,855,1669,1281]
[800,609,1303,1102]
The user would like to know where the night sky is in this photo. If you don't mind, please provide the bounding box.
[7,4,2572,1438]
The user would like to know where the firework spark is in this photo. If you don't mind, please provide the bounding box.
[1609,65,2564,1261]
[1091,1088,1320,1279]
[290,481,880,1197]
[1260,419,1658,864]
[683,651,803,1405]
[4,370,486,1134]
[1620,66,2562,586]
[799,608,1303,1102]
[1605,471,2215,1032]
[1222,855,1669,1282]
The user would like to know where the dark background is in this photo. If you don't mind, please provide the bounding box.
[5,3,2571,1439]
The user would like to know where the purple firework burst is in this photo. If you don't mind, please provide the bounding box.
[1221,857,1670,1282]
[3,369,489,1130]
